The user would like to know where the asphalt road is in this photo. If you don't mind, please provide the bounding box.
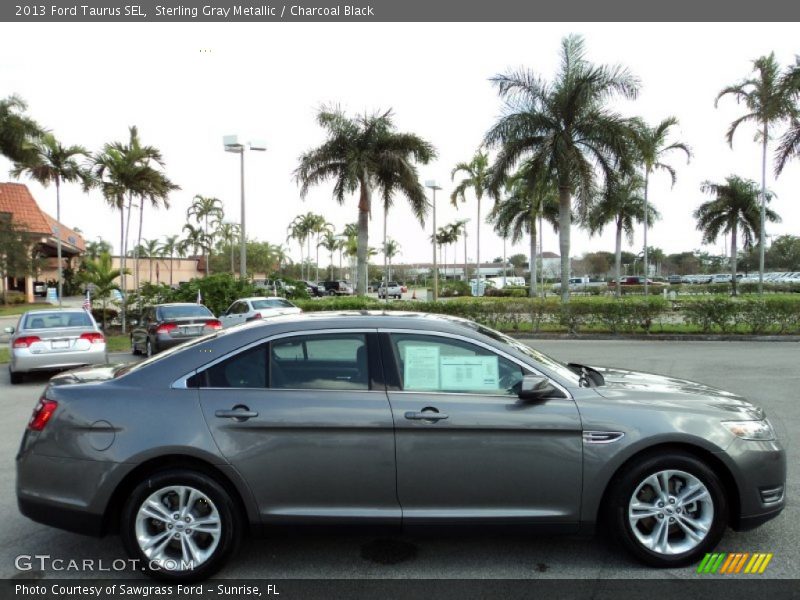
[0,340,796,580]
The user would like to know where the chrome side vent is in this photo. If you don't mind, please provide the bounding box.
[759,485,784,505]
[582,431,625,444]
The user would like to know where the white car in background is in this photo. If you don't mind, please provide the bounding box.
[218,297,302,329]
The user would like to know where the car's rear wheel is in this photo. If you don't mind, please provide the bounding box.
[9,369,24,385]
[608,452,728,567]
[328,290,336,296]
[131,336,141,355]
[146,338,154,358]
[121,470,241,581]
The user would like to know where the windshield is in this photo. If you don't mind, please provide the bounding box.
[252,299,294,309]
[468,321,582,386]
[159,305,213,319]
[24,312,93,329]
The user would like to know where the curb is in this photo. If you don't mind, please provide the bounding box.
[513,333,800,342]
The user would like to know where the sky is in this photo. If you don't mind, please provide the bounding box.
[1,22,798,267]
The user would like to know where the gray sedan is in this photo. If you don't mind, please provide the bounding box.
[16,312,785,581]
[5,309,107,384]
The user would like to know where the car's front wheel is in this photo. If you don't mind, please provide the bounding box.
[608,451,728,567]
[120,470,241,581]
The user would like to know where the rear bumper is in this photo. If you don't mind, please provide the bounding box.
[11,347,108,373]
[18,495,104,536]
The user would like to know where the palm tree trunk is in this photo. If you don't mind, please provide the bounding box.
[476,195,482,295]
[119,206,126,334]
[539,214,544,299]
[558,186,571,303]
[529,217,538,299]
[731,221,738,296]
[383,206,388,303]
[643,168,650,297]
[204,216,210,277]
[615,218,623,299]
[758,122,768,295]
[463,230,468,283]
[55,178,63,307]
[170,250,174,286]
[230,236,234,274]
[356,175,371,296]
[315,234,320,283]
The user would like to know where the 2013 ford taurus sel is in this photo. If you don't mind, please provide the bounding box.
[16,312,785,580]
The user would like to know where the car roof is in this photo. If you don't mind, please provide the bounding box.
[155,303,210,307]
[23,308,90,315]
[237,296,287,302]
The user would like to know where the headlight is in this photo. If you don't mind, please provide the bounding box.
[721,419,776,441]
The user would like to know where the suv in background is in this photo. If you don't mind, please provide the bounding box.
[378,281,403,299]
[319,281,353,296]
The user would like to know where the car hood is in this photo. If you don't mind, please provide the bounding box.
[590,366,764,419]
[49,363,128,385]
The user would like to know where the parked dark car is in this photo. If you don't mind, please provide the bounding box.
[130,303,221,357]
[17,312,785,581]
[303,281,324,297]
[319,280,353,296]
[608,276,663,287]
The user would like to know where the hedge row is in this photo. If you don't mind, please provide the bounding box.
[294,295,800,335]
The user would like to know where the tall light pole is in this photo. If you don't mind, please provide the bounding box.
[425,180,442,301]
[224,135,266,279]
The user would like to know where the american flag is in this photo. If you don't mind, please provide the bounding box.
[82,289,91,312]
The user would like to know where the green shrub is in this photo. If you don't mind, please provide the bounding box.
[485,286,529,298]
[682,297,738,333]
[440,281,472,297]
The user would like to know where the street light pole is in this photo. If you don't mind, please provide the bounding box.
[425,180,442,301]
[224,135,266,280]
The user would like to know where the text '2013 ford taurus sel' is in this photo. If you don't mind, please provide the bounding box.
[16,312,785,580]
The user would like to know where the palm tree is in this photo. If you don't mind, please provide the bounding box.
[0,94,42,164]
[139,238,162,283]
[217,222,240,274]
[85,239,112,261]
[716,52,798,293]
[631,117,691,295]
[694,176,780,295]
[187,195,223,277]
[78,253,128,331]
[270,243,291,274]
[451,152,492,291]
[295,107,436,295]
[488,169,559,297]
[382,238,401,283]
[159,234,182,286]
[11,133,90,306]
[448,219,469,282]
[309,214,332,282]
[180,223,211,272]
[287,213,314,280]
[587,174,658,297]
[318,230,340,280]
[775,57,800,175]
[484,34,639,301]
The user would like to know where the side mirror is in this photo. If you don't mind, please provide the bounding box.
[4,326,14,334]
[518,374,562,401]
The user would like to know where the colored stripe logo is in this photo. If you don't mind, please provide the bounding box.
[697,552,773,574]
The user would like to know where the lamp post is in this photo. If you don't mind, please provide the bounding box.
[425,180,442,301]
[224,135,266,279]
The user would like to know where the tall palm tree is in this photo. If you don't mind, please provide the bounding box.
[488,169,559,297]
[694,176,780,295]
[139,238,162,283]
[309,214,332,282]
[270,243,291,274]
[451,151,492,291]
[180,223,211,274]
[77,253,128,331]
[318,230,340,280]
[287,213,315,280]
[85,239,112,261]
[586,174,658,297]
[295,107,436,295]
[631,117,691,295]
[159,234,182,286]
[217,222,240,274]
[716,52,798,293]
[382,238,401,283]
[775,58,800,175]
[11,133,90,306]
[0,94,42,164]
[448,219,469,282]
[484,34,639,301]
[187,195,223,277]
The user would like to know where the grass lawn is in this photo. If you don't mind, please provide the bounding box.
[0,348,8,364]
[0,304,41,318]
[106,334,131,353]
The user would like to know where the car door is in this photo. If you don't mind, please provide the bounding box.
[220,301,245,328]
[380,330,583,526]
[197,330,400,526]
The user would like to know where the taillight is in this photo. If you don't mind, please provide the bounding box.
[205,319,223,330]
[29,397,58,431]
[79,332,105,344]
[13,336,41,348]
[156,323,177,334]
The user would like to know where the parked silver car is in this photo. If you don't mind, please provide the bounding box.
[16,312,785,581]
[5,309,107,384]
[218,296,301,329]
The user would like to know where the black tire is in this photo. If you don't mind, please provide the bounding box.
[9,369,24,385]
[146,338,154,358]
[131,336,141,355]
[328,290,336,296]
[607,451,728,567]
[120,469,242,582]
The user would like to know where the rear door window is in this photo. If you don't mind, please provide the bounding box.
[270,333,369,390]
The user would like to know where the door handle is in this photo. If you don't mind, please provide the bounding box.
[404,410,449,421]
[215,406,259,421]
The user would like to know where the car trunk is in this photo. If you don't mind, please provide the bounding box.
[22,327,101,354]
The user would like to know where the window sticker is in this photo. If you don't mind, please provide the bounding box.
[440,355,499,391]
[403,345,441,390]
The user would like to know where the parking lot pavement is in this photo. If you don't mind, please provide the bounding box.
[0,340,796,579]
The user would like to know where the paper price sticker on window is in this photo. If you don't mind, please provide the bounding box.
[440,355,499,391]
[403,345,441,390]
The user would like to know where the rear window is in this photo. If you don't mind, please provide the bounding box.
[24,312,92,329]
[159,305,213,319]
[252,299,294,310]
